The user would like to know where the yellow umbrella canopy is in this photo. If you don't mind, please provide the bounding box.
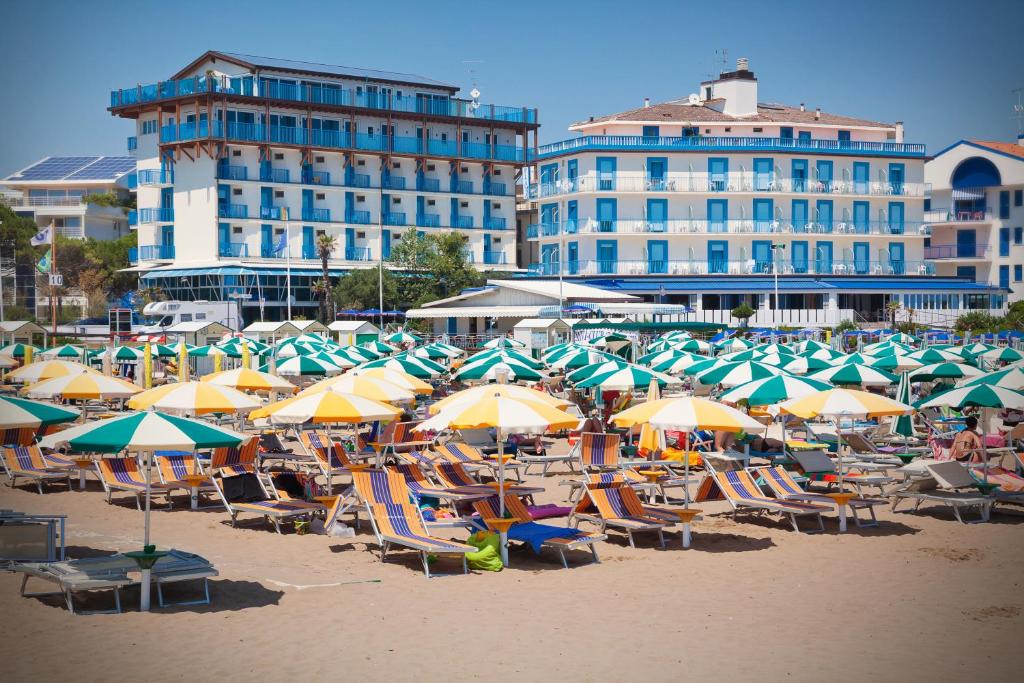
[249,391,401,424]
[127,381,262,415]
[427,384,572,415]
[777,388,913,419]
[7,360,98,384]
[347,366,434,395]
[296,373,415,403]
[21,372,142,400]
[200,367,297,394]
[611,396,767,432]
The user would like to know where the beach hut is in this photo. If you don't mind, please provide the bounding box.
[512,319,571,354]
[0,321,47,348]
[165,321,231,347]
[328,320,380,345]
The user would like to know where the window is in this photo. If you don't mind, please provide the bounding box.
[838,130,851,142]
[1015,227,1023,245]
[752,127,763,133]
[1015,265,1023,282]
[641,125,659,138]
[181,314,193,322]
[1000,228,1011,257]
[1000,191,1010,219]
[195,312,206,320]
[999,265,1010,289]
[1015,190,1023,207]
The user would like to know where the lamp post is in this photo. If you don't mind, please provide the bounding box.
[771,243,786,331]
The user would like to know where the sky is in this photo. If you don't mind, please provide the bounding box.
[1,0,1022,177]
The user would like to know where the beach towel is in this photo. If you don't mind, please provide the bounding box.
[506,522,585,553]
[527,504,571,520]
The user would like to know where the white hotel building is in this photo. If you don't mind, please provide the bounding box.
[526,59,1006,326]
[111,51,537,320]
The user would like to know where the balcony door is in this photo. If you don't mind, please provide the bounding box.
[956,229,976,258]
[647,240,668,274]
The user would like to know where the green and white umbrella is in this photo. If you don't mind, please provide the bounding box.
[865,354,924,373]
[41,344,86,359]
[0,395,80,429]
[840,352,879,365]
[188,344,229,358]
[585,333,632,355]
[274,341,325,358]
[891,371,915,439]
[566,360,631,384]
[385,331,422,345]
[361,354,444,379]
[905,348,964,364]
[453,357,544,382]
[753,342,794,356]
[547,348,618,371]
[979,346,1024,365]
[695,360,787,387]
[38,411,247,611]
[957,343,997,357]
[482,337,526,350]
[637,348,685,366]
[261,355,343,377]
[886,332,919,345]
[679,357,725,377]
[540,342,573,359]
[909,362,984,384]
[359,340,398,355]
[718,374,833,406]
[795,339,832,353]
[757,353,809,374]
[648,352,712,375]
[340,345,382,361]
[666,338,712,354]
[576,364,680,391]
[959,366,1024,391]
[465,348,544,370]
[0,343,39,358]
[714,337,756,353]
[149,343,183,358]
[863,342,914,357]
[308,350,358,369]
[411,344,461,360]
[808,363,897,387]
[718,348,768,362]
[917,384,1024,412]
[801,348,848,361]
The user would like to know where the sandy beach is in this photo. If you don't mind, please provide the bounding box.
[2,438,1022,683]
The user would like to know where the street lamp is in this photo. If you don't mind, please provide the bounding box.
[771,243,786,332]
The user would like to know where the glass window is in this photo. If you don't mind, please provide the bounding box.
[1015,227,1023,245]
[1000,191,1010,219]
[1016,189,1023,207]
[1015,265,1023,282]
[1000,228,1011,257]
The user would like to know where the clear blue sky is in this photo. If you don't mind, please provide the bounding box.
[1,0,1021,177]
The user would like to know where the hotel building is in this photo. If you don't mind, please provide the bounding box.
[110,50,537,321]
[526,59,1005,327]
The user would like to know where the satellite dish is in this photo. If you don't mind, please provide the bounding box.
[470,88,480,100]
[470,101,481,110]
[688,93,700,105]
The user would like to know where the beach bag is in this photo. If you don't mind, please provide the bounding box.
[465,531,502,572]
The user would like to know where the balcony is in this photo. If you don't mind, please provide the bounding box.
[111,76,537,125]
[527,218,927,238]
[417,213,441,228]
[345,173,371,188]
[303,170,331,186]
[138,207,174,223]
[302,245,316,260]
[260,167,290,183]
[137,169,171,186]
[452,180,474,194]
[127,136,137,153]
[484,217,507,230]
[924,244,991,260]
[302,207,331,222]
[218,204,248,219]
[484,181,507,196]
[128,210,137,226]
[13,196,86,208]
[344,247,372,261]
[383,212,407,226]
[416,177,441,193]
[260,205,285,220]
[346,210,371,224]
[129,244,175,263]
[531,135,926,161]
[451,215,474,229]
[482,251,507,265]
[219,242,248,258]
[381,176,407,190]
[528,258,934,277]
[217,165,248,181]
[925,208,993,224]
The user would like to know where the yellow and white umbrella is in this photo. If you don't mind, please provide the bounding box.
[22,372,142,400]
[0,354,19,370]
[249,390,400,425]
[347,367,434,395]
[200,367,297,394]
[7,360,97,384]
[127,381,262,415]
[427,383,572,415]
[297,373,415,403]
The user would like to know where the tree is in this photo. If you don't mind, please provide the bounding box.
[386,229,484,308]
[835,319,857,334]
[315,233,337,323]
[332,267,398,311]
[885,299,901,329]
[730,303,755,327]
[83,191,136,216]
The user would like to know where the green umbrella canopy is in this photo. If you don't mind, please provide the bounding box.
[41,344,86,359]
[718,349,768,362]
[908,362,984,384]
[361,354,444,378]
[719,375,833,407]
[866,354,924,372]
[714,337,756,352]
[980,347,1024,364]
[482,337,526,349]
[808,363,898,387]
[187,344,229,358]
[259,355,342,376]
[916,384,1024,411]
[696,360,787,387]
[891,371,915,438]
[795,339,833,353]
[385,331,422,344]
[359,340,399,355]
[464,348,544,370]
[679,358,724,377]
[576,364,679,391]
[274,341,326,358]
[800,348,848,361]
[37,411,246,453]
[547,348,619,371]
[566,359,631,384]
[958,366,1024,391]
[0,395,81,429]
[905,348,965,364]
[340,345,382,361]
[0,343,40,358]
[453,357,543,382]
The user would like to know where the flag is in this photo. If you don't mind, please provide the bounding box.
[274,232,288,254]
[30,225,53,246]
[36,252,51,274]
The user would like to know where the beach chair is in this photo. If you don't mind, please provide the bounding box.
[571,484,674,548]
[472,495,604,567]
[210,437,259,475]
[390,463,489,503]
[843,431,926,466]
[577,432,622,472]
[3,446,71,494]
[757,466,885,528]
[458,428,499,453]
[149,549,219,608]
[257,431,301,466]
[434,442,525,482]
[0,427,35,447]
[706,467,827,533]
[373,421,430,458]
[889,464,994,523]
[96,457,179,509]
[209,469,325,534]
[155,451,216,507]
[16,554,134,614]
[433,461,542,498]
[929,460,1024,506]
[349,469,475,577]
[790,449,893,495]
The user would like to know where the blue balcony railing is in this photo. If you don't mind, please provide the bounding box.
[302,207,331,222]
[260,167,290,183]
[526,258,934,277]
[532,135,926,160]
[345,247,372,261]
[484,217,507,230]
[346,173,371,188]
[346,210,371,224]
[303,170,331,186]
[260,205,284,220]
[417,213,440,228]
[138,207,173,223]
[383,212,407,226]
[924,244,991,259]
[452,215,474,229]
[128,210,137,226]
[484,181,507,196]
[127,173,138,190]
[482,251,507,265]
[301,245,317,260]
[129,244,175,263]
[218,204,248,219]
[217,165,247,181]
[452,180,473,194]
[137,169,170,185]
[417,177,441,192]
[382,175,407,190]
[526,217,926,237]
[219,242,248,258]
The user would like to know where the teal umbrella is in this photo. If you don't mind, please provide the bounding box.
[41,344,86,359]
[909,362,984,384]
[0,395,80,429]
[547,348,618,371]
[566,359,630,384]
[959,366,1024,391]
[0,343,39,358]
[890,371,915,439]
[809,363,897,387]
[453,357,543,382]
[649,353,713,375]
[465,348,544,370]
[576,364,679,391]
[385,331,422,344]
[718,375,833,406]
[696,360,786,387]
[361,354,444,378]
[979,347,1024,365]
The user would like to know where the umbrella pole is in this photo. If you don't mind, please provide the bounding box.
[683,429,691,509]
[497,427,509,567]
[980,407,989,484]
[141,450,153,612]
[833,418,844,491]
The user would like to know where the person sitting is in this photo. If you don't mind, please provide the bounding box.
[950,416,983,463]
[714,430,736,451]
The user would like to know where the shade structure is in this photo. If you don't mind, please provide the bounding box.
[865,354,924,372]
[482,337,526,349]
[0,343,40,358]
[958,366,1024,391]
[637,347,687,366]
[0,354,18,369]
[384,331,422,344]
[667,338,712,354]
[908,362,984,384]
[718,375,833,406]
[427,384,572,415]
[546,348,618,371]
[795,339,832,353]
[453,358,544,382]
[695,360,786,387]
[217,338,270,357]
[756,353,809,374]
[566,359,631,384]
[427,341,465,357]
[862,342,915,357]
[678,357,724,377]
[753,342,793,356]
[890,372,915,438]
[0,395,80,429]
[465,348,544,370]
[6,360,97,384]
[347,367,434,394]
[540,342,573,359]
[249,391,400,425]
[307,351,358,369]
[800,348,848,361]
[808,363,897,387]
[410,344,461,360]
[273,340,325,358]
[979,347,1024,364]
[296,373,415,403]
[576,364,680,391]
[714,337,756,352]
[200,367,297,393]
[905,348,963,364]
[840,352,879,365]
[153,343,191,357]
[718,349,768,362]
[40,344,86,359]
[585,333,632,355]
[23,372,142,400]
[262,355,343,377]
[779,388,913,420]
[127,381,262,415]
[956,343,997,358]
[359,340,398,355]
[360,354,445,378]
[338,345,382,361]
[187,344,229,358]
[916,384,1024,412]
[650,352,714,375]
[886,332,919,344]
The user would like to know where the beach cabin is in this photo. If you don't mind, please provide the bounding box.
[0,321,47,347]
[513,319,571,353]
[242,320,328,343]
[328,320,380,345]
[291,320,329,337]
[166,321,231,347]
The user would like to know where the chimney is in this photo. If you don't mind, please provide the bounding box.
[643,97,650,108]
[588,115,594,122]
[736,57,749,72]
[799,103,805,112]
[895,121,904,143]
[814,107,821,120]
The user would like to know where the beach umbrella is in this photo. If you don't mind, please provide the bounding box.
[340,345,383,361]
[347,367,434,395]
[482,337,526,349]
[384,331,422,344]
[862,342,915,357]
[217,338,270,357]
[0,354,18,369]
[0,395,80,429]
[40,344,86,359]
[273,341,324,358]
[611,396,767,508]
[200,367,297,394]
[38,410,246,610]
[540,342,573,359]
[0,343,39,359]
[187,344,229,358]
[886,332,919,344]
[979,347,1024,365]
[414,393,577,530]
[714,337,756,353]
[126,381,261,416]
[359,340,398,355]
[637,348,686,366]
[840,352,879,365]
[428,384,572,415]
[866,354,924,373]
[566,359,631,384]
[576,364,680,391]
[22,372,142,400]
[667,338,712,354]
[465,348,545,370]
[753,342,793,356]
[361,354,445,379]
[6,360,97,384]
[546,348,618,371]
[795,339,832,353]
[585,333,632,355]
[956,343,997,357]
[717,348,768,362]
[454,356,544,382]
[410,344,460,360]
[428,341,465,356]
[757,353,809,374]
[308,351,358,369]
[958,366,1024,391]
[695,360,786,387]
[801,348,847,361]
[249,391,400,425]
[261,355,342,377]
[297,373,415,403]
[678,357,725,378]
[808,363,897,387]
[718,375,833,406]
[905,348,964,364]
[890,372,915,440]
[649,352,713,375]
[908,362,984,384]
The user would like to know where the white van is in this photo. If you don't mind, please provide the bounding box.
[140,300,241,334]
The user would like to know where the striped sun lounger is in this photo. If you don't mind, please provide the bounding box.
[578,432,621,472]
[709,467,827,533]
[434,442,525,481]
[210,437,259,475]
[3,446,71,494]
[391,464,489,503]
[433,461,542,498]
[156,452,216,505]
[758,466,885,528]
[1,427,35,447]
[571,484,673,548]
[97,457,178,509]
[473,494,604,567]
[210,470,325,534]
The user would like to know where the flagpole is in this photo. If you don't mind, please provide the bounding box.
[50,223,57,336]
[284,208,292,321]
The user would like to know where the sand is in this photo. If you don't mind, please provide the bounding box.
[2,443,1022,683]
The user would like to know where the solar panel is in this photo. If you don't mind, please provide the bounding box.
[65,157,136,180]
[219,51,456,89]
[11,157,99,181]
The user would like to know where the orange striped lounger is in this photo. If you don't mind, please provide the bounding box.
[96,457,178,509]
[3,446,71,494]
[758,466,885,528]
[571,484,673,548]
[711,468,828,533]
[473,495,604,567]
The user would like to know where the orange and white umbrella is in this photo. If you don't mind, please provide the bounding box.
[347,367,434,395]
[297,373,415,403]
[200,367,297,394]
[249,390,400,425]
[127,381,262,415]
[7,360,97,384]
[22,372,142,400]
[427,383,571,415]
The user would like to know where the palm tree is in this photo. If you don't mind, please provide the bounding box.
[885,299,901,329]
[315,234,337,323]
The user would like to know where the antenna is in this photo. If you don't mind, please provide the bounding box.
[716,48,729,73]
[1013,88,1024,135]
[463,59,483,111]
